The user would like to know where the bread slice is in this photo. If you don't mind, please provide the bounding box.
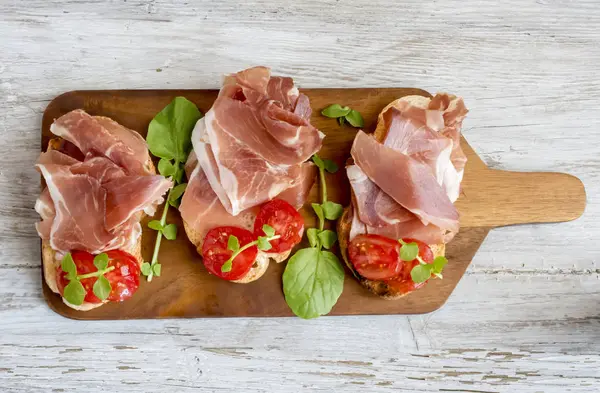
[337,96,448,300]
[183,217,292,284]
[41,138,152,311]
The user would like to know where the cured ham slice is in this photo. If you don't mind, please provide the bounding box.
[180,164,258,246]
[348,93,468,244]
[50,110,151,175]
[347,165,413,227]
[181,161,316,246]
[36,110,172,255]
[38,163,115,254]
[188,66,322,216]
[180,67,320,262]
[277,163,317,210]
[104,175,172,230]
[352,130,459,232]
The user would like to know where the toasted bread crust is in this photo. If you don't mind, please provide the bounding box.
[41,138,149,311]
[337,95,447,299]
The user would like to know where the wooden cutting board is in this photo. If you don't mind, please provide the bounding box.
[40,88,586,319]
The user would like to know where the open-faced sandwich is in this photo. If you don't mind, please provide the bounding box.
[179,66,324,283]
[338,93,468,298]
[36,110,172,310]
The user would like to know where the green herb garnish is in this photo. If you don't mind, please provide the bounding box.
[321,104,364,128]
[282,154,345,319]
[60,252,114,305]
[399,238,449,284]
[143,97,203,281]
[221,224,280,273]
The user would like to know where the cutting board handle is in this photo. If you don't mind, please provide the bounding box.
[457,168,586,228]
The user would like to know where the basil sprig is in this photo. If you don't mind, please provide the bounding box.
[321,104,364,128]
[282,154,345,319]
[60,252,113,305]
[221,225,279,273]
[143,97,203,281]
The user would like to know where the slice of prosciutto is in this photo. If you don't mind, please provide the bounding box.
[191,66,323,216]
[50,110,152,176]
[348,93,468,244]
[36,110,172,255]
[180,66,320,245]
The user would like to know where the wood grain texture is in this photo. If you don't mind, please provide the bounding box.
[1,0,600,391]
[40,89,584,319]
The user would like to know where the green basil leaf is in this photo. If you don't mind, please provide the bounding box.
[227,235,240,252]
[221,259,233,273]
[148,220,163,231]
[311,203,324,223]
[283,248,345,319]
[306,228,320,248]
[411,264,433,284]
[317,230,337,249]
[141,262,152,276]
[93,253,109,271]
[321,159,338,174]
[162,223,177,240]
[152,263,162,277]
[400,242,419,261]
[433,256,448,274]
[338,116,345,126]
[312,154,325,170]
[321,104,351,118]
[321,201,343,221]
[92,275,111,301]
[146,97,202,162]
[257,236,272,251]
[169,183,187,203]
[63,280,86,306]
[262,224,275,238]
[61,253,77,280]
[345,109,365,128]
[158,158,176,177]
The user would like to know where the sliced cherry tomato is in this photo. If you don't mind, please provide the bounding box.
[103,250,141,302]
[253,199,304,253]
[348,235,434,284]
[56,250,141,304]
[348,234,402,280]
[202,226,258,281]
[384,238,434,295]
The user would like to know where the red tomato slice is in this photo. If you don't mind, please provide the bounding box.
[384,238,434,295]
[202,226,258,281]
[103,250,141,302]
[253,199,304,253]
[56,250,141,304]
[348,234,402,280]
[348,235,434,286]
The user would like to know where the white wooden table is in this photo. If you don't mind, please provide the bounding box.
[2,1,599,391]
